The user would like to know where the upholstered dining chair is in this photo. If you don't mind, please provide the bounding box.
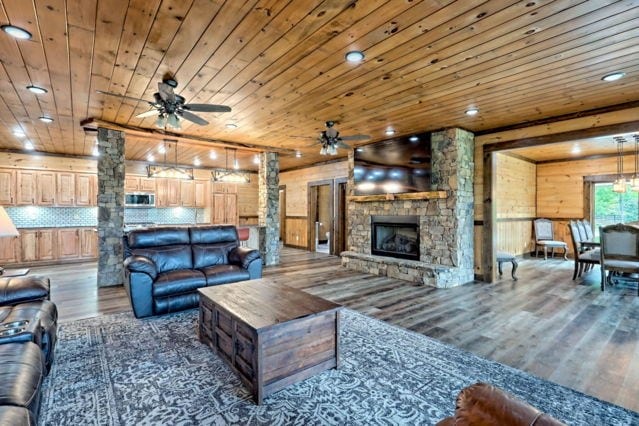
[533,218,568,260]
[568,221,600,280]
[599,223,639,294]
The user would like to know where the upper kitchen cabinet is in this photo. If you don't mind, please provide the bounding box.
[56,173,76,206]
[36,172,56,205]
[16,170,37,205]
[0,169,16,205]
[75,174,97,206]
[156,178,181,207]
[125,175,156,192]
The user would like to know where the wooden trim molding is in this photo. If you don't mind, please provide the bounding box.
[347,191,447,202]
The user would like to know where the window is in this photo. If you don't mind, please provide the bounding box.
[593,182,639,236]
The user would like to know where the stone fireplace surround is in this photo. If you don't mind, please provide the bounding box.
[341,128,474,288]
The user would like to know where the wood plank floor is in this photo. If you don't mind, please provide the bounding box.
[31,248,639,413]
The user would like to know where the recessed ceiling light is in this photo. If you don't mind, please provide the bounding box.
[13,130,25,138]
[465,108,479,116]
[26,85,47,94]
[571,144,581,155]
[147,154,155,162]
[24,141,34,150]
[409,136,419,142]
[345,50,365,63]
[38,116,53,123]
[253,154,260,164]
[295,151,302,158]
[209,150,217,159]
[193,158,201,166]
[1,25,32,40]
[385,128,395,136]
[602,72,626,82]
[158,145,166,154]
[225,123,238,129]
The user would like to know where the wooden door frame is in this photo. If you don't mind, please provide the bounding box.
[279,185,286,241]
[334,177,347,255]
[307,179,334,252]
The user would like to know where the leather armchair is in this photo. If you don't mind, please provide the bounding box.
[437,383,564,426]
[124,225,262,318]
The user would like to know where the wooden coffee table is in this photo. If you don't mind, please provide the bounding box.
[197,278,342,404]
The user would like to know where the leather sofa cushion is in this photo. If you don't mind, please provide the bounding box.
[0,342,44,413]
[0,406,35,426]
[201,265,250,286]
[0,277,50,305]
[133,245,193,273]
[190,225,238,244]
[127,227,190,249]
[154,292,200,315]
[192,245,228,269]
[153,270,206,298]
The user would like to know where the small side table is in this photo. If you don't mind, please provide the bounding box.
[0,268,30,278]
[496,252,518,281]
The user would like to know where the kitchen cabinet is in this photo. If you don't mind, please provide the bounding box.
[56,172,76,206]
[211,193,237,226]
[156,178,181,207]
[57,228,80,259]
[194,181,207,208]
[0,236,19,264]
[16,170,37,205]
[180,180,195,206]
[0,169,16,205]
[76,174,97,206]
[80,228,98,258]
[19,229,55,262]
[36,171,56,205]
[125,175,156,192]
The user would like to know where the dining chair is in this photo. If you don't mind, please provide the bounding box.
[599,223,639,294]
[568,221,599,280]
[533,218,568,260]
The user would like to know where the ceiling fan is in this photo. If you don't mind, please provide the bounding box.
[97,78,231,129]
[316,121,370,155]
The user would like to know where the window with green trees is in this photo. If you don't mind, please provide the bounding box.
[593,182,639,236]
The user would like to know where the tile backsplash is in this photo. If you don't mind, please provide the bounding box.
[6,206,207,228]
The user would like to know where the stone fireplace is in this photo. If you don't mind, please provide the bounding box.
[341,128,474,288]
[371,215,419,261]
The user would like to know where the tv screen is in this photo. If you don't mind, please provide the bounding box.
[353,132,431,196]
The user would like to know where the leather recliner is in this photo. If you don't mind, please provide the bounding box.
[123,225,262,318]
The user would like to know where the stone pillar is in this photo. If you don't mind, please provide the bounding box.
[97,128,125,287]
[431,128,475,284]
[258,152,280,265]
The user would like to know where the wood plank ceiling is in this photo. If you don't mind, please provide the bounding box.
[0,0,637,171]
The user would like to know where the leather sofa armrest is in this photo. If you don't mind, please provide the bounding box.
[228,247,262,270]
[124,255,158,280]
[0,276,50,305]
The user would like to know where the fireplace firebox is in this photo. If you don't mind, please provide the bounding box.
[371,215,419,261]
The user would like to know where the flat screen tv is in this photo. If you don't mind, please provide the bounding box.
[353,132,431,196]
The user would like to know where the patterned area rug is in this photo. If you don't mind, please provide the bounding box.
[40,309,638,425]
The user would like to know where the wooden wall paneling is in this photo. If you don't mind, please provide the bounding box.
[237,180,258,221]
[285,217,308,248]
[496,220,534,256]
[280,161,348,216]
[482,150,495,283]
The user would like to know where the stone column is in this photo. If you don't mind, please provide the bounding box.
[431,128,475,284]
[97,128,125,287]
[258,152,280,265]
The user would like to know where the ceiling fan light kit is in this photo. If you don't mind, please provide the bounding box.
[317,121,370,156]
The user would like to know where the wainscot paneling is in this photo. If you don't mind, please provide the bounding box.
[285,217,307,248]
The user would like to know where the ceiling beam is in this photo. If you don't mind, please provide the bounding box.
[81,118,298,155]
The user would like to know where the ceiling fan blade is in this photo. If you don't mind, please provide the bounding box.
[341,134,370,141]
[183,103,231,113]
[336,140,351,149]
[135,109,160,118]
[157,82,175,103]
[179,110,209,126]
[96,90,147,103]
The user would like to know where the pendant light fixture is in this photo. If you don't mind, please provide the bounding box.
[212,148,250,183]
[613,136,627,193]
[147,139,193,179]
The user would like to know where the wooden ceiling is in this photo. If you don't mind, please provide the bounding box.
[0,0,637,170]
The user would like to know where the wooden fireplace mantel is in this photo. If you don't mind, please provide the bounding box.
[347,191,448,202]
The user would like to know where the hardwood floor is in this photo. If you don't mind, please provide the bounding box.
[31,248,639,413]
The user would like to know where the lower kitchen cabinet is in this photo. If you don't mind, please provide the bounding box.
[80,228,98,258]
[20,229,56,262]
[0,236,19,264]
[57,228,81,259]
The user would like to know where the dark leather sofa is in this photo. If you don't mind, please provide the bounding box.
[0,276,58,425]
[437,382,565,426]
[123,225,262,318]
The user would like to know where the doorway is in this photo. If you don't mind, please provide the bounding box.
[308,180,334,254]
[334,178,348,254]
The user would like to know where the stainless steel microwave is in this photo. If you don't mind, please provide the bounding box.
[125,193,155,207]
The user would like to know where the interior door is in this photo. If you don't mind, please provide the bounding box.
[335,180,347,254]
[307,180,334,254]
